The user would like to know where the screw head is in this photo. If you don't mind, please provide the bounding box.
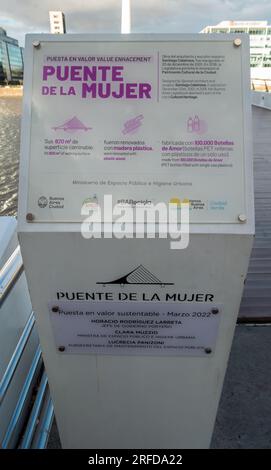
[205,347,212,354]
[33,41,41,49]
[238,214,247,223]
[26,213,34,222]
[58,346,65,352]
[211,307,219,315]
[52,306,59,313]
[234,38,242,47]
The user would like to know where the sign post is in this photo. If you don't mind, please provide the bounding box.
[18,34,254,448]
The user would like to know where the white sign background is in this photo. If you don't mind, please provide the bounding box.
[26,37,248,224]
[49,301,221,357]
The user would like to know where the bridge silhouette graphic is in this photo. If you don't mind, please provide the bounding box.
[96,264,174,286]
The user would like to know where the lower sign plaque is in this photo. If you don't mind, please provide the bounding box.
[49,301,221,357]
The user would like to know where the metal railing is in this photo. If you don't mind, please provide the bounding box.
[19,371,49,448]
[0,243,55,448]
[34,396,54,449]
[0,311,35,405]
[0,246,24,306]
[1,347,42,448]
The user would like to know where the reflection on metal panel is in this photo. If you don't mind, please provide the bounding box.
[239,104,271,321]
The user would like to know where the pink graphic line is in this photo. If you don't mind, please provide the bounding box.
[157,51,160,102]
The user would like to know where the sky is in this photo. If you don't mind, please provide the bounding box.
[1,0,271,46]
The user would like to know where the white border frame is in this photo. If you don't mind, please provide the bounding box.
[18,33,254,235]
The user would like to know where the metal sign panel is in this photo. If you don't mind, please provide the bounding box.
[23,35,251,224]
[49,301,221,356]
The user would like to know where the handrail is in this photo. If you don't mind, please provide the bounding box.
[0,311,35,405]
[35,397,54,449]
[20,371,48,449]
[0,246,24,306]
[252,78,271,82]
[1,347,42,449]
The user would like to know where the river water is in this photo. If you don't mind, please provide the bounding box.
[0,96,22,216]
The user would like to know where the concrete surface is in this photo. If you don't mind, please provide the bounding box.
[47,325,271,449]
[211,324,271,449]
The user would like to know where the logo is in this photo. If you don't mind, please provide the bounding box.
[38,196,48,208]
[122,114,144,135]
[52,116,92,133]
[97,265,174,286]
[82,195,98,210]
[186,115,208,135]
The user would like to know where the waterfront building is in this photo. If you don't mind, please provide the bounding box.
[49,11,66,34]
[201,21,271,90]
[0,27,24,85]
